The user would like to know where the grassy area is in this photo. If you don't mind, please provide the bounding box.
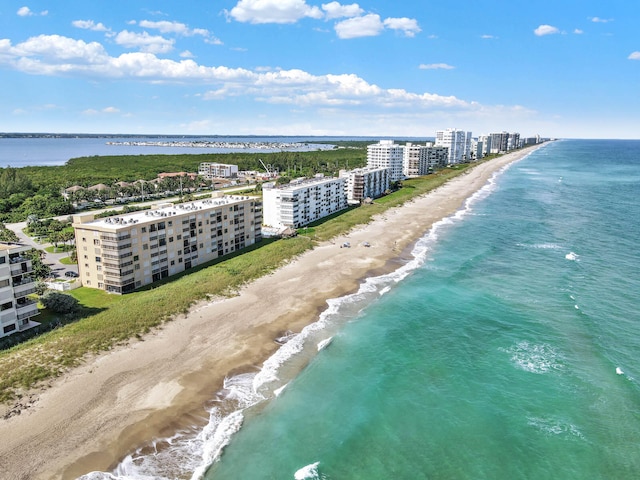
[59,257,76,265]
[0,159,486,403]
[44,245,74,254]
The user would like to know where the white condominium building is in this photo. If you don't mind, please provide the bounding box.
[367,140,405,182]
[198,162,239,179]
[478,135,492,157]
[262,176,347,229]
[0,243,40,338]
[73,193,262,294]
[340,167,391,203]
[435,128,472,164]
[403,143,449,177]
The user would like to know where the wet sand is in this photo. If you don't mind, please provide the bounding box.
[0,146,541,479]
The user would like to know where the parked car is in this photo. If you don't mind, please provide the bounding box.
[65,271,79,278]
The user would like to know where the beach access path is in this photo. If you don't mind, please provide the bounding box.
[0,146,541,480]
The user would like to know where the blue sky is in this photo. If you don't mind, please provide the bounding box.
[0,0,638,138]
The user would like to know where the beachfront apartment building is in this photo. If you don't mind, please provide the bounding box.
[435,128,472,164]
[366,140,405,182]
[487,132,520,153]
[262,176,348,229]
[478,135,492,157]
[0,243,40,338]
[403,142,449,177]
[340,167,391,203]
[72,193,262,294]
[198,162,239,180]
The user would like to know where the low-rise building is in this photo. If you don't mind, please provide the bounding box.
[340,167,391,203]
[0,243,40,338]
[72,193,262,294]
[198,163,239,180]
[262,176,348,229]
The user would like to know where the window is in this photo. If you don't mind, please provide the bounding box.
[143,244,148,250]
[94,239,100,245]
[0,301,13,311]
[3,324,16,334]
[0,279,9,288]
[133,255,139,261]
[141,227,147,233]
[95,256,102,263]
[0,257,5,265]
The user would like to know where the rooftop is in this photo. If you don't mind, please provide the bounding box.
[74,194,256,230]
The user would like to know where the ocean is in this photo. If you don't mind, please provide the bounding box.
[81,139,640,480]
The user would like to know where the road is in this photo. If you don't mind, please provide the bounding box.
[4,185,257,279]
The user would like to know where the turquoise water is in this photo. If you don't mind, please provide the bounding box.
[205,140,640,479]
[83,140,640,480]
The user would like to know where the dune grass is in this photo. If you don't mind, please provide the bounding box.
[0,162,479,403]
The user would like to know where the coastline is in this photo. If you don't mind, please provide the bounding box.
[0,146,542,479]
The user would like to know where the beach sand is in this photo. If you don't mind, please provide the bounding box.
[0,146,540,479]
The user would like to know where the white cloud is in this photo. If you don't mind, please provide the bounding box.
[628,51,640,60]
[534,24,560,36]
[480,34,496,39]
[0,34,501,116]
[7,35,108,63]
[321,2,364,20]
[334,14,420,39]
[573,29,583,34]
[180,50,195,58]
[138,20,207,36]
[17,6,33,16]
[590,17,613,23]
[419,63,455,70]
[335,14,384,39]
[17,6,46,16]
[114,31,174,54]
[383,17,421,37]
[72,20,111,32]
[228,0,323,24]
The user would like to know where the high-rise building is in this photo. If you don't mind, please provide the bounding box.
[366,140,405,181]
[340,167,391,203]
[73,193,262,293]
[0,243,40,338]
[262,176,348,229]
[403,143,449,177]
[435,128,472,164]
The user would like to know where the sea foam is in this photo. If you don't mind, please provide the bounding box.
[84,152,519,480]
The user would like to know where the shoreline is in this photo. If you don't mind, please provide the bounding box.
[0,146,542,479]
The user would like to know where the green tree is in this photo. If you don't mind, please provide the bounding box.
[0,223,19,243]
[0,167,34,198]
[23,248,51,280]
[40,291,79,314]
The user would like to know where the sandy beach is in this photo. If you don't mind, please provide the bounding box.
[0,146,541,480]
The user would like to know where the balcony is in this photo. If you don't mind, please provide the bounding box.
[10,261,32,276]
[18,308,40,322]
[13,280,36,297]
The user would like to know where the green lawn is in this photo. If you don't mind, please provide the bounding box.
[0,157,502,403]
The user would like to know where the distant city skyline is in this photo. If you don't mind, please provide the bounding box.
[1,1,638,138]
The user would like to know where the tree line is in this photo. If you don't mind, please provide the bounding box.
[0,144,368,223]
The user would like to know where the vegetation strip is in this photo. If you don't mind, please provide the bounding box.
[0,161,475,403]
